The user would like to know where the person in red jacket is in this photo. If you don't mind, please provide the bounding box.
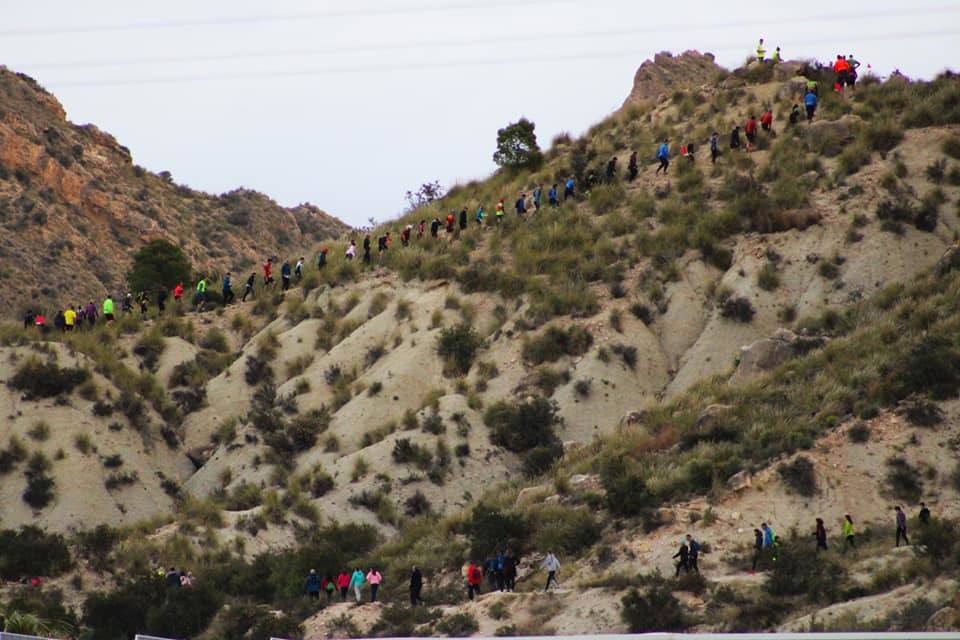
[336,571,350,601]
[760,109,774,134]
[262,258,274,286]
[466,561,483,600]
[173,282,184,303]
[833,54,851,93]
[745,115,758,150]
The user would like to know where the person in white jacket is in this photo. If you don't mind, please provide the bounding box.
[541,551,561,591]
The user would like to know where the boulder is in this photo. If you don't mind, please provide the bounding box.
[622,50,725,108]
[568,474,604,494]
[773,61,807,82]
[727,471,753,492]
[695,404,733,430]
[935,245,960,277]
[731,330,827,383]
[619,410,648,427]
[776,76,808,100]
[803,115,863,155]
[926,607,958,631]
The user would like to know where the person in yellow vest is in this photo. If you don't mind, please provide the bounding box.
[756,38,766,62]
[772,46,781,64]
[195,278,207,312]
[63,306,76,331]
[842,514,856,552]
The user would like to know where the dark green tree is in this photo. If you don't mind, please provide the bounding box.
[128,239,192,293]
[493,118,542,169]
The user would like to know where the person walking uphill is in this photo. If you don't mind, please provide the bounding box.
[222,272,234,305]
[628,151,639,181]
[466,561,483,600]
[656,140,670,175]
[366,568,383,602]
[305,569,322,601]
[459,207,468,230]
[804,90,818,122]
[242,272,256,302]
[895,506,910,547]
[549,184,559,207]
[103,295,115,323]
[85,300,97,328]
[349,568,365,603]
[686,534,701,574]
[814,517,828,552]
[410,566,423,606]
[751,527,763,573]
[280,261,292,291]
[710,132,720,164]
[542,551,561,591]
[564,177,575,201]
[174,282,184,304]
[195,277,208,312]
[673,540,690,576]
[843,514,856,551]
[337,571,350,601]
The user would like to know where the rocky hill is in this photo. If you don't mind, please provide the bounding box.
[1,52,960,638]
[0,67,349,315]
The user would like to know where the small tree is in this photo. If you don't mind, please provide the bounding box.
[128,239,192,293]
[404,180,444,211]
[493,118,542,169]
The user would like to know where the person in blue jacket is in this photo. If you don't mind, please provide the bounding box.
[548,184,559,207]
[563,177,575,201]
[655,139,670,175]
[804,91,818,121]
[304,569,321,601]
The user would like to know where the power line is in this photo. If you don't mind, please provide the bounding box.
[43,28,960,89]
[10,4,959,71]
[0,0,573,37]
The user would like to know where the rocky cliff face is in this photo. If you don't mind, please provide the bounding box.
[0,68,349,314]
[621,50,726,107]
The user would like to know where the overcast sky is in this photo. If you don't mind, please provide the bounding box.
[3,1,957,227]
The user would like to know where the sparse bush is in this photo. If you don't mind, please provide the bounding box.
[436,612,479,637]
[464,504,529,558]
[610,343,637,370]
[621,584,689,632]
[926,158,947,184]
[436,324,482,376]
[9,358,89,399]
[757,263,780,291]
[777,456,817,496]
[767,537,845,603]
[886,456,923,502]
[485,397,561,453]
[0,526,72,580]
[630,303,653,325]
[133,333,166,372]
[403,490,432,517]
[719,294,755,322]
[27,421,50,442]
[23,473,55,509]
[847,422,871,443]
[898,395,943,427]
[521,325,593,365]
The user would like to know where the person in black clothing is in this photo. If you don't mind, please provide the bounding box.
[242,273,256,302]
[165,567,181,588]
[751,528,763,572]
[515,194,527,217]
[23,310,34,329]
[919,502,931,525]
[430,217,440,238]
[730,125,742,151]
[627,152,638,181]
[318,248,328,270]
[377,235,388,263]
[157,288,167,314]
[814,517,828,552]
[605,156,617,181]
[222,272,235,305]
[363,235,372,264]
[459,207,467,230]
[685,534,700,574]
[673,542,690,576]
[280,261,292,291]
[503,549,517,592]
[789,104,801,126]
[410,566,423,606]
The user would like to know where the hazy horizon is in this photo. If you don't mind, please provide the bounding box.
[3,0,958,227]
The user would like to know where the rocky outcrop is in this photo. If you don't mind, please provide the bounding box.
[621,51,725,108]
[730,329,828,383]
[0,68,349,314]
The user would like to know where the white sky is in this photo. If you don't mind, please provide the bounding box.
[2,0,957,227]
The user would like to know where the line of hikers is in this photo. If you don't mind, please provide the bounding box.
[304,568,384,604]
[747,503,934,573]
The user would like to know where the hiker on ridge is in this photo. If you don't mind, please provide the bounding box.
[533,184,543,211]
[919,502,931,525]
[410,566,423,606]
[814,517,828,552]
[280,260,292,291]
[242,272,256,302]
[756,38,766,62]
[222,272,234,305]
[564,176,575,201]
[895,505,910,547]
[627,151,639,181]
[805,90,818,121]
[710,132,720,164]
[466,561,483,600]
[686,534,701,574]
[655,139,670,175]
[673,540,690,576]
[549,183,560,207]
[843,514,856,550]
[349,567,365,603]
[605,157,617,182]
[542,551,561,591]
[305,569,321,601]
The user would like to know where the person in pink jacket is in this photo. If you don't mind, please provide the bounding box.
[366,568,383,602]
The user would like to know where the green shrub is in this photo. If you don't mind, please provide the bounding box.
[862,118,903,153]
[23,473,55,509]
[719,295,755,322]
[610,343,637,370]
[9,358,89,399]
[485,397,561,453]
[0,526,72,580]
[589,182,625,215]
[777,456,817,496]
[436,324,482,376]
[926,158,947,184]
[530,506,600,555]
[621,584,689,632]
[757,263,780,291]
[766,536,845,602]
[133,333,166,372]
[886,457,924,502]
[392,438,433,470]
[436,612,479,637]
[521,325,593,364]
[847,422,871,443]
[943,136,960,160]
[464,504,528,558]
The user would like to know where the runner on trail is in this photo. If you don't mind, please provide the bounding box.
[345,239,356,261]
[564,177,575,201]
[410,566,423,606]
[430,217,441,238]
[549,184,559,207]
[745,115,758,150]
[476,205,485,226]
[337,571,350,601]
[814,517,828,552]
[222,272,234,305]
[295,257,304,280]
[833,54,851,94]
[304,569,321,601]
[280,261,292,291]
[502,550,517,592]
[362,236,370,263]
[710,132,720,164]
[174,282,184,303]
[242,272,256,302]
[533,184,543,211]
[466,561,483,600]
[895,506,910,547]
[843,514,856,550]
[847,54,861,89]
[366,568,383,603]
[85,301,97,327]
[103,295,114,323]
[63,306,76,331]
[789,104,801,126]
[349,568,365,603]
[495,198,505,223]
[445,211,455,234]
[673,540,690,576]
[806,77,819,96]
[686,535,701,574]
[195,278,207,312]
[919,502,931,525]
[542,551,561,591]
[262,259,273,286]
[605,157,617,181]
[459,207,468,230]
[157,288,167,314]
[684,142,695,162]
[136,291,149,317]
[378,233,388,259]
[805,90,818,121]
[655,140,670,175]
[761,109,773,134]
[34,311,47,333]
[417,220,425,239]
[401,225,412,247]
[772,46,782,63]
[323,575,335,603]
[627,152,639,181]
[515,193,527,216]
[22,309,34,329]
[122,293,133,314]
[318,247,328,270]
[756,38,766,62]
[494,551,505,591]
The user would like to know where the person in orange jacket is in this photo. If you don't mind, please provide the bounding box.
[173,282,184,303]
[833,54,851,93]
[466,561,483,600]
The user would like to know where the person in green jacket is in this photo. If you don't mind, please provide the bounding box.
[348,568,365,603]
[843,514,856,551]
[103,295,115,323]
[756,38,766,62]
[195,278,207,312]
